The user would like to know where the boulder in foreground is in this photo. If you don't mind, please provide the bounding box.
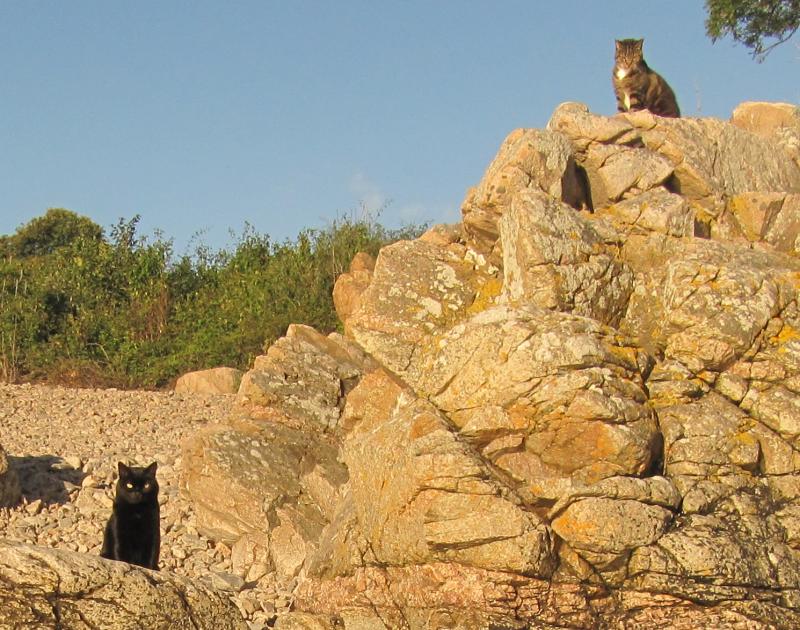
[0,540,247,630]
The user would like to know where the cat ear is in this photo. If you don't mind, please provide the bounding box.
[118,462,130,478]
[615,40,622,51]
[635,39,644,51]
[144,461,158,477]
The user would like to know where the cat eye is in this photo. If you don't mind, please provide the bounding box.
[125,482,134,489]
[143,482,151,490]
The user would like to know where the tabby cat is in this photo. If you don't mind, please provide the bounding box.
[612,39,680,118]
[100,461,160,570]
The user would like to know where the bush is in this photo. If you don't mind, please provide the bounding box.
[3,208,103,258]
[0,210,425,388]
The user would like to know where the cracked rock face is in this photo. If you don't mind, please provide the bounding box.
[333,252,375,327]
[181,325,364,582]
[549,101,800,221]
[342,385,557,577]
[501,190,634,326]
[181,420,344,576]
[732,101,800,171]
[460,127,586,260]
[345,238,485,386]
[177,101,800,629]
[0,540,247,629]
[415,305,658,487]
[237,324,377,433]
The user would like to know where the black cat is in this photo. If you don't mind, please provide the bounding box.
[100,461,160,570]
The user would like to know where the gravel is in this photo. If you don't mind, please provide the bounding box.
[0,382,295,626]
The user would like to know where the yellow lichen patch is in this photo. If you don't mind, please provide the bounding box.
[730,431,758,448]
[784,272,800,290]
[466,276,503,315]
[552,512,600,539]
[693,204,715,231]
[726,196,761,241]
[772,324,800,347]
[648,393,689,410]
[605,344,640,372]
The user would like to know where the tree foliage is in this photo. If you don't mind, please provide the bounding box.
[0,210,424,388]
[2,208,103,258]
[705,0,800,58]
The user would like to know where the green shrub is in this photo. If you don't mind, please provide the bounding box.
[0,210,425,388]
[3,208,103,258]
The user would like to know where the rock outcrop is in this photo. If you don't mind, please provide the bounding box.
[0,540,246,629]
[181,101,800,629]
[332,251,375,327]
[731,101,800,169]
[182,325,369,580]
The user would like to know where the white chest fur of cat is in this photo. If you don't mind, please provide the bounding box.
[615,68,632,109]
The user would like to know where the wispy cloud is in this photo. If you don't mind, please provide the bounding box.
[395,202,459,226]
[349,170,460,228]
[349,171,389,218]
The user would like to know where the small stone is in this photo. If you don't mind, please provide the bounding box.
[253,610,278,627]
[25,499,43,515]
[64,456,83,470]
[210,571,245,592]
[246,562,269,583]
[214,541,231,559]
[239,596,260,617]
[172,547,187,560]
[62,481,80,494]
[256,574,276,591]
[81,475,99,489]
[76,521,96,536]
[181,534,207,551]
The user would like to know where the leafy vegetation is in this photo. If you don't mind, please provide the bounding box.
[705,0,800,58]
[0,208,424,388]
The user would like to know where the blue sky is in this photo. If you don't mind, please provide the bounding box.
[1,1,798,253]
